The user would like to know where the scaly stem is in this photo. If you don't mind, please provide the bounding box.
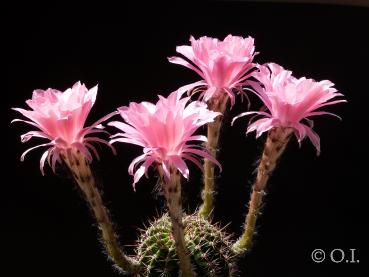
[199,92,229,218]
[63,149,139,274]
[232,127,293,255]
[160,166,194,277]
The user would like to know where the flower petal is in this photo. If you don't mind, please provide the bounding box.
[183,148,222,172]
[170,156,189,179]
[40,150,49,176]
[20,142,54,162]
[168,56,205,79]
[303,124,321,155]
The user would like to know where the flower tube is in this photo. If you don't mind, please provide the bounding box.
[109,90,221,276]
[12,82,138,273]
[232,63,346,254]
[169,35,256,217]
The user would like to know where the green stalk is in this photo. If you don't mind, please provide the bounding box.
[232,127,293,255]
[199,92,229,218]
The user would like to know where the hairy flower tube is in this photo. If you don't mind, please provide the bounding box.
[12,81,116,174]
[232,63,346,254]
[169,34,256,218]
[108,90,221,188]
[109,90,221,277]
[12,82,139,274]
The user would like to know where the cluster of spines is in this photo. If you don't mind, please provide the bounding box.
[136,214,235,277]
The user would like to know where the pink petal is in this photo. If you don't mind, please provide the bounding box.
[11,118,43,129]
[20,130,50,143]
[223,88,236,106]
[110,137,146,147]
[182,154,204,173]
[176,45,195,61]
[128,153,148,175]
[20,142,54,162]
[293,123,307,145]
[168,56,205,79]
[40,150,49,176]
[133,166,146,190]
[131,156,156,189]
[85,142,100,161]
[107,120,139,134]
[202,87,218,102]
[183,148,222,172]
[303,124,321,155]
[89,111,119,129]
[232,111,271,126]
[305,111,342,120]
[72,142,93,162]
[161,161,171,183]
[187,135,208,142]
[170,156,189,179]
[84,137,117,155]
[177,80,208,96]
[51,148,61,173]
[247,118,275,138]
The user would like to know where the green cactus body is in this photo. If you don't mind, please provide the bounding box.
[137,214,234,277]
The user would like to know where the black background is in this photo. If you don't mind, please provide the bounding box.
[3,2,369,277]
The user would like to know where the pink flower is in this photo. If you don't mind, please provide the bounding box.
[168,35,256,106]
[108,90,221,188]
[12,81,116,175]
[233,63,346,154]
